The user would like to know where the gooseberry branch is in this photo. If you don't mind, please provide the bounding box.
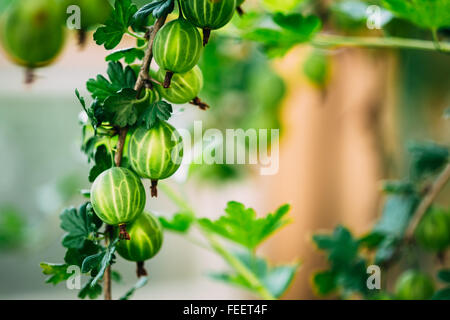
[104,14,169,301]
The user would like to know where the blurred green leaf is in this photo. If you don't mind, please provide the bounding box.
[432,287,450,300]
[313,226,359,269]
[94,0,138,49]
[159,212,194,233]
[211,252,300,298]
[40,263,71,285]
[382,0,450,29]
[199,202,291,250]
[60,203,103,249]
[244,13,321,57]
[408,141,449,181]
[382,180,415,195]
[312,270,337,296]
[0,206,26,249]
[262,0,304,13]
[437,269,450,283]
[331,0,393,30]
[120,276,148,300]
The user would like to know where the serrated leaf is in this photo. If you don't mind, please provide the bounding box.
[103,88,140,127]
[94,0,138,49]
[211,251,299,298]
[133,0,175,23]
[139,100,173,129]
[60,203,103,249]
[199,202,291,250]
[87,62,137,102]
[78,278,102,299]
[106,47,145,64]
[88,145,113,182]
[382,0,450,29]
[40,263,71,285]
[120,276,148,300]
[159,211,194,233]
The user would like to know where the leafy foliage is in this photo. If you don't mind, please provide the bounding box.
[138,100,173,129]
[87,62,137,102]
[199,202,291,250]
[60,203,103,249]
[407,141,449,181]
[81,238,119,287]
[211,251,300,298]
[88,145,113,183]
[40,263,72,285]
[244,12,321,57]
[94,0,138,49]
[159,211,194,233]
[382,0,450,29]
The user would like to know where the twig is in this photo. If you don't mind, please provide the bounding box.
[103,225,114,300]
[190,97,210,110]
[406,164,450,238]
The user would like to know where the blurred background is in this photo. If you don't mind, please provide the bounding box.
[0,0,449,299]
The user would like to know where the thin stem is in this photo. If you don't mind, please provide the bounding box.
[204,232,276,300]
[431,28,441,51]
[159,182,276,300]
[406,164,450,238]
[311,34,450,53]
[103,225,113,300]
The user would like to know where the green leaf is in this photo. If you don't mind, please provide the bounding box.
[437,269,450,283]
[40,263,71,285]
[64,240,101,267]
[382,180,415,195]
[87,61,137,102]
[88,145,113,182]
[60,203,103,249]
[408,141,449,181]
[159,211,194,233]
[81,238,119,287]
[199,202,291,250]
[313,226,359,269]
[103,88,140,127]
[211,252,300,298]
[0,206,26,249]
[119,276,148,300]
[106,47,145,64]
[382,0,450,29]
[78,279,102,299]
[432,287,450,300]
[133,0,175,22]
[94,0,138,49]
[139,100,173,129]
[312,270,337,296]
[244,13,321,57]
[331,0,393,29]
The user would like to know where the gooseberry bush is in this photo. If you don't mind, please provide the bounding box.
[0,0,449,300]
